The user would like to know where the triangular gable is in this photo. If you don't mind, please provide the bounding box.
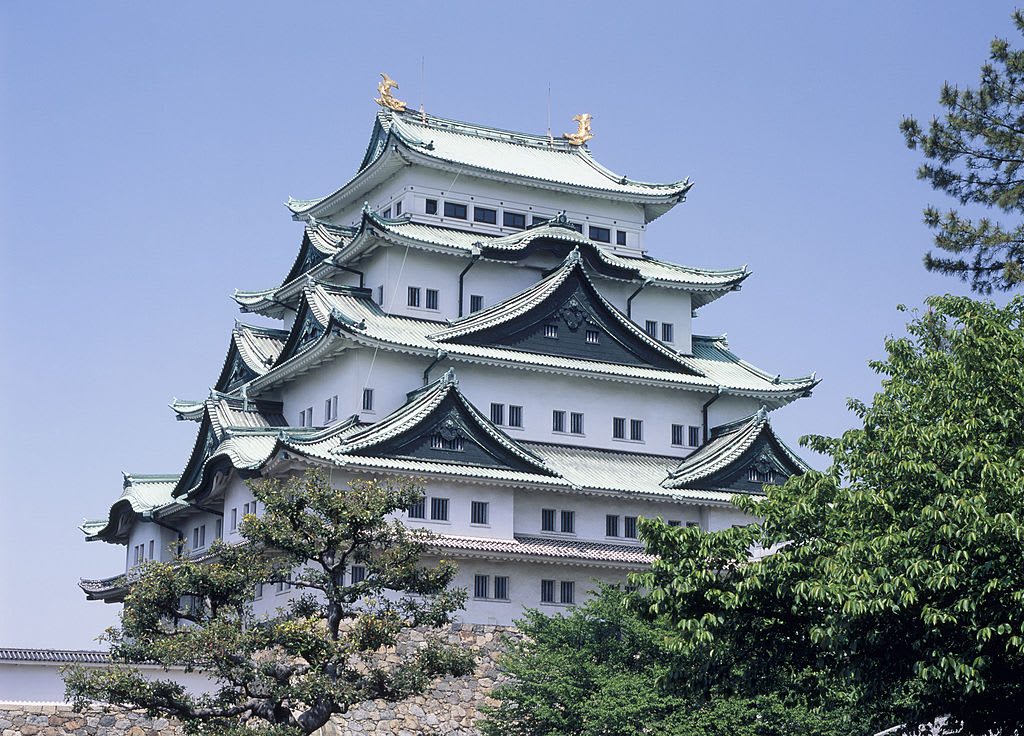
[214,324,288,393]
[330,369,557,476]
[431,250,700,374]
[662,409,809,493]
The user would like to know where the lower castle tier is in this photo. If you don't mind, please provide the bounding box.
[80,105,817,626]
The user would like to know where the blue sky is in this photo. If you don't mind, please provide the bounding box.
[1,1,1017,648]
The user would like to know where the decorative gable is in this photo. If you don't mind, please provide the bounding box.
[662,409,809,493]
[333,369,557,476]
[433,250,697,373]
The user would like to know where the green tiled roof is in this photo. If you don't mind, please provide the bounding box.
[82,474,184,543]
[246,276,816,406]
[286,110,692,223]
[235,211,748,317]
[663,408,810,491]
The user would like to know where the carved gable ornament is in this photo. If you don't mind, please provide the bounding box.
[752,452,774,476]
[559,295,593,331]
[437,411,464,443]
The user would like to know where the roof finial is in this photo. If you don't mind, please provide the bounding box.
[563,113,594,145]
[375,73,407,112]
[440,367,458,387]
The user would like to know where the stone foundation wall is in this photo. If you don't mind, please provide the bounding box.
[1,624,518,736]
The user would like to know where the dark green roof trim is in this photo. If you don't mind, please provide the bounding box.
[663,408,811,492]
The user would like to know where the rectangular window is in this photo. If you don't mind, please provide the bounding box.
[215,519,223,540]
[395,201,402,216]
[561,510,575,534]
[586,329,599,344]
[298,409,306,427]
[382,207,391,218]
[570,222,583,233]
[541,508,556,532]
[541,579,555,603]
[630,419,644,442]
[616,230,627,246]
[307,406,313,426]
[606,514,620,537]
[148,539,154,559]
[544,324,558,339]
[444,201,467,219]
[668,520,681,527]
[589,225,610,243]
[362,388,374,412]
[193,525,206,550]
[552,410,566,433]
[474,574,489,599]
[470,294,483,313]
[490,402,504,425]
[494,576,509,600]
[425,288,439,310]
[672,424,684,446]
[473,206,497,224]
[325,395,338,422]
[471,501,489,525]
[661,323,674,343]
[531,215,549,226]
[407,286,421,307]
[560,581,575,604]
[570,412,584,435]
[255,583,263,599]
[377,285,384,305]
[644,320,657,337]
[624,516,638,539]
[503,211,526,229]
[431,497,449,521]
[686,521,701,529]
[425,198,438,214]
[351,565,366,584]
[509,405,523,428]
[230,507,238,531]
[408,497,426,519]
[613,417,626,439]
[689,426,701,447]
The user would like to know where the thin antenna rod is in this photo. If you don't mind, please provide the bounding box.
[547,83,552,145]
[420,57,426,122]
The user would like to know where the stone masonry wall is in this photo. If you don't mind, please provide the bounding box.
[1,624,518,736]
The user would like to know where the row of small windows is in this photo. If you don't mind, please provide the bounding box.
[131,540,155,566]
[606,514,639,539]
[190,519,223,551]
[612,417,645,442]
[541,508,575,533]
[380,201,403,218]
[748,467,775,483]
[424,198,629,244]
[541,579,574,604]
[407,286,439,310]
[490,403,524,428]
[551,410,585,435]
[644,320,675,343]
[474,574,510,600]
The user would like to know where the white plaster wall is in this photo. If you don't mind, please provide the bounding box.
[0,662,215,703]
[513,489,705,542]
[326,168,649,255]
[599,282,693,355]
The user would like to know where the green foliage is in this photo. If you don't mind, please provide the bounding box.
[481,587,879,736]
[635,295,1024,734]
[64,469,474,735]
[901,12,1024,292]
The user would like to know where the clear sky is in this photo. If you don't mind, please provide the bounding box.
[1,1,1018,649]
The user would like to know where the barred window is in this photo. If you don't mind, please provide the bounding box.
[471,501,489,525]
[672,424,684,446]
[560,510,575,534]
[552,410,566,433]
[425,288,439,310]
[541,579,555,603]
[474,575,489,599]
[430,434,464,451]
[541,508,556,531]
[470,294,483,313]
[351,565,366,584]
[407,286,421,307]
[544,324,558,338]
[606,514,620,537]
[509,405,523,427]
[586,329,599,344]
[490,403,504,425]
[408,497,426,519]
[613,417,626,439]
[570,412,584,435]
[430,497,449,521]
[689,426,701,447]
[560,581,575,604]
[630,419,644,441]
[362,388,374,412]
[624,516,638,539]
[494,576,509,600]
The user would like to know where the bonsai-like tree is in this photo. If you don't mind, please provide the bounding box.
[65,469,474,735]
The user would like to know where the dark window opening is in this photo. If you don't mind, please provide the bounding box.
[503,211,526,229]
[616,230,627,246]
[444,202,467,219]
[589,226,610,243]
[425,199,437,214]
[474,207,497,224]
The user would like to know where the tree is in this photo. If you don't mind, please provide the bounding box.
[64,469,474,735]
[901,12,1024,293]
[481,586,882,736]
[635,295,1024,735]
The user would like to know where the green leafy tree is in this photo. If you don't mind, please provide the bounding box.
[636,295,1024,735]
[481,586,881,736]
[901,12,1024,293]
[64,469,474,735]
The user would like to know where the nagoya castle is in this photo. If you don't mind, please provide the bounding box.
[80,76,817,625]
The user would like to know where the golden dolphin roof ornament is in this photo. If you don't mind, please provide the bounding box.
[563,113,594,145]
[374,73,407,112]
